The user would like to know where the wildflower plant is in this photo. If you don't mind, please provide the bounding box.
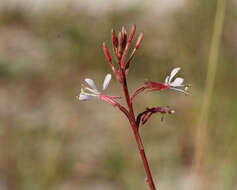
[77,25,189,190]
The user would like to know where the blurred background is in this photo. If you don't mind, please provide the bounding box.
[0,0,236,190]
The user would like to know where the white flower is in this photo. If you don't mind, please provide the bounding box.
[78,73,112,101]
[165,67,188,94]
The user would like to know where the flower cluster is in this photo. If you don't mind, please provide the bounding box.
[77,25,189,123]
[76,24,189,190]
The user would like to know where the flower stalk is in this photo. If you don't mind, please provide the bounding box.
[77,24,189,190]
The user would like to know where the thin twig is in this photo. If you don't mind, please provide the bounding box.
[130,86,148,102]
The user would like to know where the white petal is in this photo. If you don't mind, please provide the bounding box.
[102,74,111,91]
[85,78,98,91]
[78,94,97,101]
[170,77,184,87]
[169,67,181,83]
[85,87,99,94]
[165,76,169,83]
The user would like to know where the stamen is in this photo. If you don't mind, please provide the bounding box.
[170,87,189,95]
[81,92,98,96]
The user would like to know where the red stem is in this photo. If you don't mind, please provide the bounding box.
[104,25,156,190]
[120,69,156,190]
[130,86,148,102]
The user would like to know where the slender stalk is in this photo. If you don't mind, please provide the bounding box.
[132,127,156,190]
[120,69,156,190]
[130,86,148,102]
[103,25,156,190]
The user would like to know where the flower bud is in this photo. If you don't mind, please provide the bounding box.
[112,29,118,48]
[121,26,127,49]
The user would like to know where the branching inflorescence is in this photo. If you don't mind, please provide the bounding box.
[77,24,189,190]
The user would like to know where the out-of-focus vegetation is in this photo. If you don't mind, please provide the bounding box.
[0,1,236,190]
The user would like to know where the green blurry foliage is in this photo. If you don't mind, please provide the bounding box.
[0,1,237,190]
